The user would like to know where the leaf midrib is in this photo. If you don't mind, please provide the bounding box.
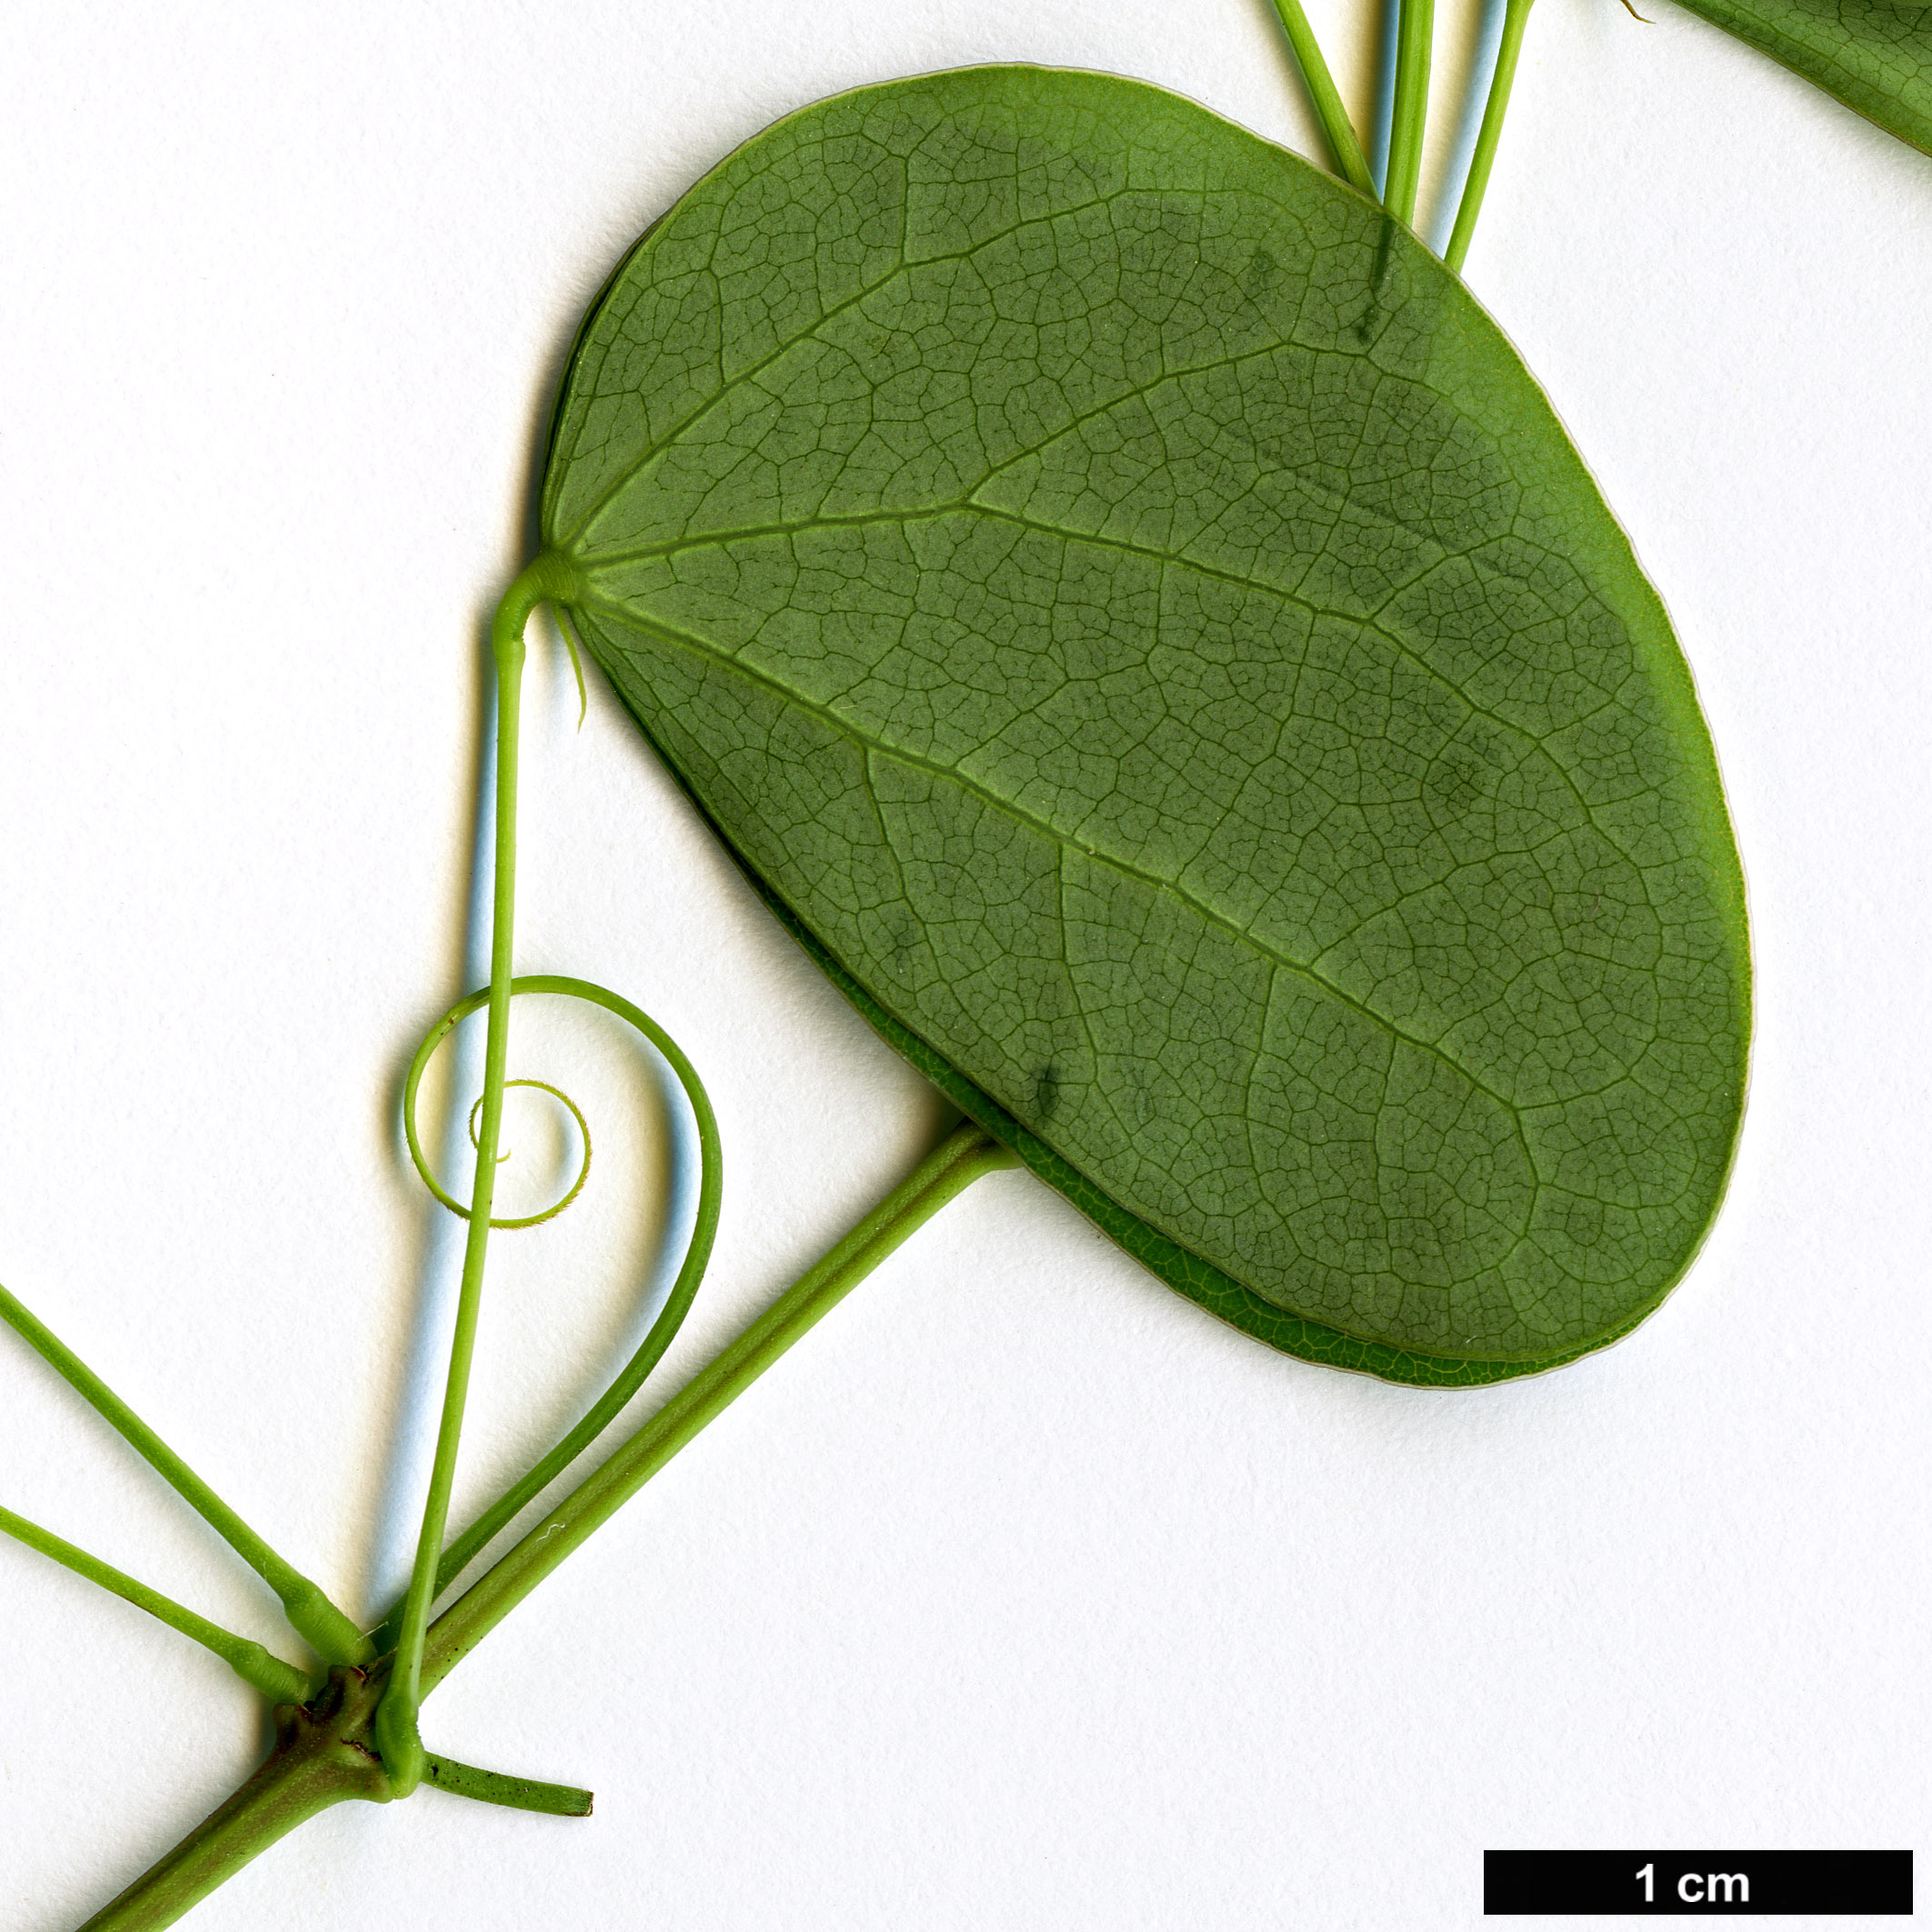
[576,584,1547,1130]
[556,143,1660,926]
[575,497,1639,892]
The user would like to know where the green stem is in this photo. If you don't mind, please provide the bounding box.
[1266,0,1376,195]
[1384,0,1436,228]
[1443,0,1536,272]
[72,1124,1013,1931]
[0,1504,309,1704]
[0,1280,367,1667]
[420,1120,1016,1694]
[78,1667,396,1932]
[375,557,572,1791]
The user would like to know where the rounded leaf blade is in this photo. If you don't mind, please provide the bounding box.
[541,67,1751,1385]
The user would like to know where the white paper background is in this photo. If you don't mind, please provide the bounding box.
[1,4,1926,1927]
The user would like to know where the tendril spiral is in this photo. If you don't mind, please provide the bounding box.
[455,1079,592,1229]
[404,976,708,1235]
[370,971,723,1647]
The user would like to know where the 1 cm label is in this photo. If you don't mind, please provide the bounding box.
[1637,1862,1750,1906]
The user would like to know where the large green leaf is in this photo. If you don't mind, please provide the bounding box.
[538,67,1750,1386]
[1673,0,1932,157]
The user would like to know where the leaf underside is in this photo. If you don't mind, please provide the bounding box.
[540,67,1750,1386]
[1673,0,1932,158]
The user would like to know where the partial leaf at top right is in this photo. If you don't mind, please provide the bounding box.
[1672,0,1932,156]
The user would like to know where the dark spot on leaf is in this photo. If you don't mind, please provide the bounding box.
[1033,1063,1060,1119]
[1352,213,1400,341]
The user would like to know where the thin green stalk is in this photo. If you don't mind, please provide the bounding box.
[0,1504,309,1703]
[0,1280,367,1667]
[1444,0,1536,272]
[422,1754,592,1817]
[1384,0,1436,228]
[1266,0,1376,195]
[375,557,573,1791]
[421,1120,1016,1694]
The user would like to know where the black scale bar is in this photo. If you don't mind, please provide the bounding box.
[1485,1849,1912,1915]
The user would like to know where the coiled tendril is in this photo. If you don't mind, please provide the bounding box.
[408,998,598,1231]
[456,1081,592,1227]
[372,970,722,1652]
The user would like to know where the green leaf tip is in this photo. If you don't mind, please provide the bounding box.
[536,66,1751,1385]
[1672,0,1932,157]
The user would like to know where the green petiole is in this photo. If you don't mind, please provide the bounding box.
[0,1280,368,1667]
[1444,0,1537,272]
[1384,0,1436,228]
[373,556,578,1794]
[1266,0,1376,195]
[0,1503,311,1705]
